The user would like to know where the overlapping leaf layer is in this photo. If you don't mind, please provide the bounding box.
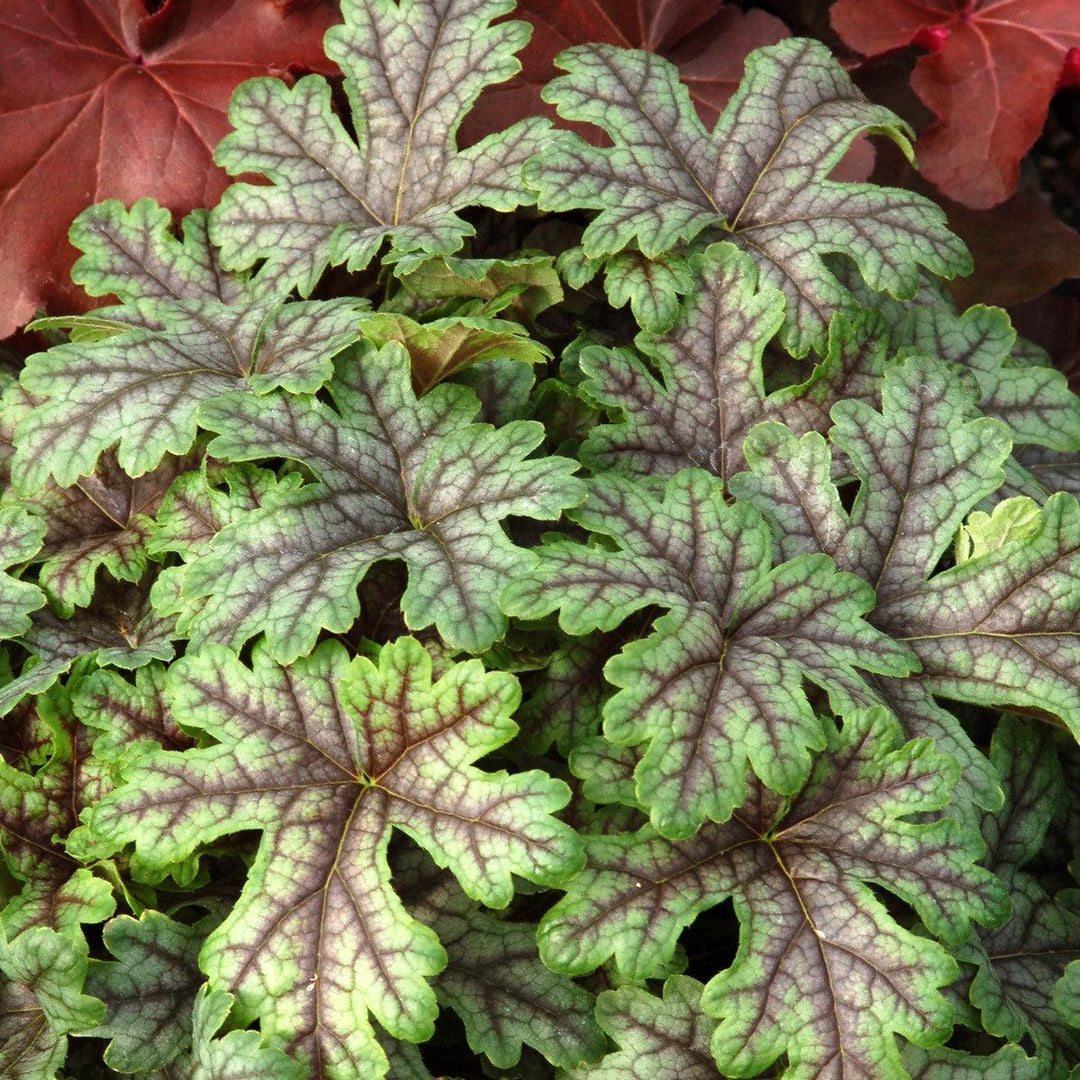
[3,2,1079,1079]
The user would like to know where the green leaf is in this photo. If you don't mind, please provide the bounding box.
[0,692,117,938]
[90,638,582,1080]
[211,0,548,293]
[4,445,200,617]
[11,200,364,491]
[0,927,104,1080]
[182,343,583,660]
[901,1044,1041,1080]
[505,469,914,836]
[959,717,1080,1078]
[0,505,45,641]
[83,911,207,1073]
[540,710,1005,1079]
[388,254,563,322]
[527,38,968,353]
[955,497,1042,564]
[890,303,1080,453]
[562,976,718,1080]
[396,850,605,1069]
[0,580,176,718]
[732,356,1080,739]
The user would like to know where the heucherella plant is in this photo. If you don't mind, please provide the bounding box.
[1,0,1078,1078]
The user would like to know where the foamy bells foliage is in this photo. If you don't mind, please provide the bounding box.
[2,1,1080,1078]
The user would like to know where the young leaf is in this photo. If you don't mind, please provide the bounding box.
[540,710,1006,1079]
[358,312,550,393]
[182,343,583,660]
[0,927,104,1080]
[0,0,338,336]
[211,0,550,294]
[12,202,365,492]
[0,505,45,641]
[504,469,915,836]
[831,0,1080,208]
[83,911,208,1074]
[0,579,176,719]
[561,975,718,1080]
[7,448,200,617]
[90,638,582,1080]
[527,38,969,353]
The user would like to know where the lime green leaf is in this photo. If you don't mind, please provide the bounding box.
[91,638,581,1080]
[541,711,1005,1079]
[389,254,563,322]
[183,344,582,660]
[211,0,548,294]
[562,976,717,1080]
[527,39,968,353]
[505,469,914,837]
[955,497,1042,564]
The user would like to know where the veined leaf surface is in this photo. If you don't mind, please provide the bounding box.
[91,638,582,1080]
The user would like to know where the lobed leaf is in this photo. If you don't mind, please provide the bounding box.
[527,38,969,352]
[211,0,549,294]
[541,710,1005,1079]
[90,637,581,1080]
[505,469,914,836]
[11,200,365,492]
[182,343,583,660]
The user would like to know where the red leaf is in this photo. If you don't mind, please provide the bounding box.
[0,0,339,337]
[460,0,789,144]
[831,0,1080,208]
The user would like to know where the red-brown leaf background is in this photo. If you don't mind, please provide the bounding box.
[0,0,340,337]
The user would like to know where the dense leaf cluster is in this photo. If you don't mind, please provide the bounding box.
[1,1,1078,1078]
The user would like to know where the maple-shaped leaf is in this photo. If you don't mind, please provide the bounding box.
[210,0,550,295]
[901,1044,1041,1080]
[90,637,582,1080]
[894,304,1080,454]
[395,849,605,1069]
[561,975,718,1080]
[732,355,1080,754]
[526,38,969,354]
[461,0,789,144]
[0,926,104,1080]
[540,710,1006,1080]
[181,343,583,660]
[503,469,914,836]
[958,716,1080,1077]
[83,911,209,1074]
[831,0,1080,209]
[0,505,45,641]
[0,0,340,337]
[12,200,365,492]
